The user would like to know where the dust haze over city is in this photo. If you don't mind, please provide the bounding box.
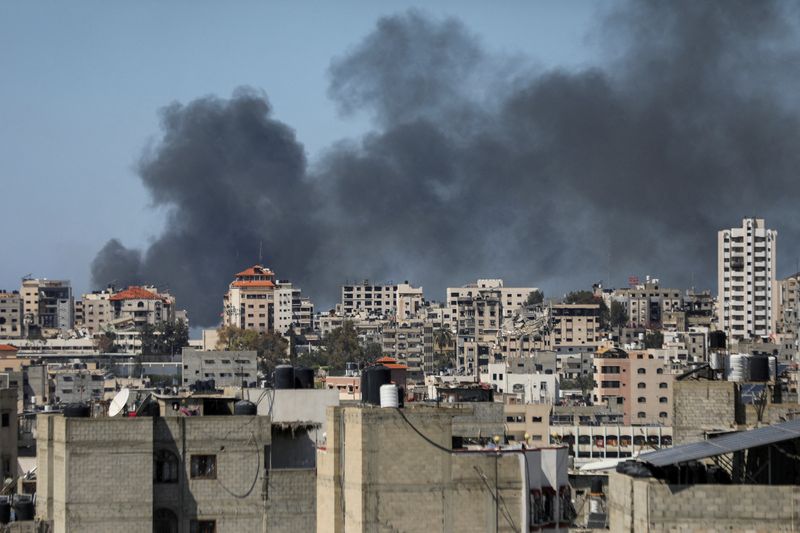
[82,0,800,327]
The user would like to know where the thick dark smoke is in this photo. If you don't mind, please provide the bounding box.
[93,1,800,326]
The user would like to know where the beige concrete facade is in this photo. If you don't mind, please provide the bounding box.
[317,404,570,533]
[0,291,23,338]
[340,281,423,319]
[21,278,73,332]
[548,304,600,350]
[37,413,275,532]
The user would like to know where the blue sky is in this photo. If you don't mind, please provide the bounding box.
[0,1,605,297]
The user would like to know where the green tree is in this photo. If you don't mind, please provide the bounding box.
[563,290,610,329]
[644,331,664,349]
[526,290,545,306]
[140,319,189,356]
[433,327,454,371]
[216,325,289,375]
[609,301,629,329]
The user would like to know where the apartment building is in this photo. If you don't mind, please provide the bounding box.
[777,272,800,337]
[52,365,106,404]
[592,349,673,426]
[20,277,73,332]
[483,362,559,403]
[0,290,22,338]
[717,217,778,341]
[455,289,501,375]
[223,265,310,335]
[612,277,683,328]
[340,281,423,318]
[446,278,537,320]
[381,320,434,377]
[548,304,601,351]
[181,349,258,388]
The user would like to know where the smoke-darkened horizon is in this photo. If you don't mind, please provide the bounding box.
[92,1,800,326]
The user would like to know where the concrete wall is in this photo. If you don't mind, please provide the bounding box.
[317,405,530,533]
[37,414,154,533]
[609,471,800,532]
[182,349,257,388]
[0,388,17,480]
[267,469,316,532]
[673,380,739,444]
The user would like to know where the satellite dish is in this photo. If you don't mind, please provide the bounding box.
[108,388,130,417]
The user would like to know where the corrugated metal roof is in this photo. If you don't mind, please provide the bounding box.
[639,419,800,467]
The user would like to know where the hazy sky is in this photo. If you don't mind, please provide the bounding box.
[0,1,604,300]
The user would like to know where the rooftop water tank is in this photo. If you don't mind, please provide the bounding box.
[366,365,391,406]
[63,403,90,418]
[12,497,33,521]
[709,351,725,371]
[709,330,726,350]
[726,354,746,382]
[0,498,9,524]
[234,400,257,416]
[380,384,399,408]
[749,356,770,382]
[274,365,294,390]
[294,367,314,389]
[768,356,778,383]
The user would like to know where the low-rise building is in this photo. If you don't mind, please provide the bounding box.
[181,349,258,388]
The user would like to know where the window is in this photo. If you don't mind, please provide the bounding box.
[637,412,646,419]
[659,397,668,403]
[656,368,664,374]
[531,416,543,423]
[154,508,178,533]
[1,414,7,427]
[637,383,646,389]
[659,383,668,389]
[659,412,668,418]
[190,455,216,479]
[637,397,646,403]
[190,520,216,533]
[154,450,179,483]
[637,368,646,374]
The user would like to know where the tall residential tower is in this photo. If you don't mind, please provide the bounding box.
[717,217,777,341]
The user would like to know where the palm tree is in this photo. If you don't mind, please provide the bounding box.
[433,327,454,370]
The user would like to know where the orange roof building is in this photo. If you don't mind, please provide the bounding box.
[0,344,18,354]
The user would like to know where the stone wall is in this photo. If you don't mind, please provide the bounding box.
[267,469,316,532]
[673,381,740,444]
[609,471,800,532]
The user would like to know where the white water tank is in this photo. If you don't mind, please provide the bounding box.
[768,356,778,383]
[709,352,725,371]
[727,354,747,382]
[380,384,399,408]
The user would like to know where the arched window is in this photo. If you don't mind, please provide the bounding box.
[637,412,646,418]
[659,397,668,403]
[659,382,668,389]
[637,368,646,374]
[656,368,664,374]
[637,383,646,389]
[659,412,668,418]
[154,450,179,484]
[154,508,178,533]
[637,397,646,403]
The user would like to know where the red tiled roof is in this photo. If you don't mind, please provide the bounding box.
[0,345,18,352]
[231,280,275,288]
[235,265,274,277]
[109,286,163,301]
[375,356,398,364]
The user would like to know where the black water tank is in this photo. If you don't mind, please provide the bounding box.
[234,400,257,415]
[366,365,391,405]
[13,499,33,521]
[590,477,604,495]
[360,368,371,403]
[274,365,294,389]
[63,403,90,418]
[709,330,726,350]
[207,379,216,390]
[294,367,314,389]
[0,499,9,524]
[750,356,770,382]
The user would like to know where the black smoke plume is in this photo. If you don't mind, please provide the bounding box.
[92,1,800,326]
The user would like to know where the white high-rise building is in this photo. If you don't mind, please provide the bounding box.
[717,217,778,341]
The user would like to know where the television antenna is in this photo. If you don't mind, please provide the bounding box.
[108,388,130,417]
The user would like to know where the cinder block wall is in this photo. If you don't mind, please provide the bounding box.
[673,381,738,444]
[609,471,800,532]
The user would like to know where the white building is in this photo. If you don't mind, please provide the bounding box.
[717,218,778,341]
[482,362,560,404]
[446,279,537,320]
